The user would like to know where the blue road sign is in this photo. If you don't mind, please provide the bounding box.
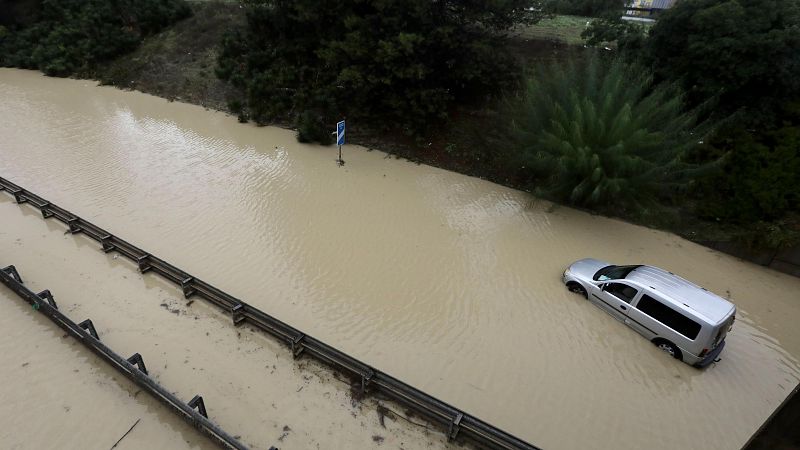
[337,120,345,146]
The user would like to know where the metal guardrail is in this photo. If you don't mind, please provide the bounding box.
[0,176,540,450]
[0,264,254,450]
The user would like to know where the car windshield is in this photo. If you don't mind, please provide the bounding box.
[593,265,641,281]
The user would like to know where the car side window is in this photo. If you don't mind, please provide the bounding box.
[605,283,638,304]
[636,294,701,340]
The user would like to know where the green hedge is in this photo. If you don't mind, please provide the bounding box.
[0,0,191,76]
[216,0,544,142]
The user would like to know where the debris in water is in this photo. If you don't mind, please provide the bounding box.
[109,418,141,449]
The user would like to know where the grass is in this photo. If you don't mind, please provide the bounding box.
[513,15,592,46]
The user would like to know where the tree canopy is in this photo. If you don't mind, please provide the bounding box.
[0,0,191,76]
[643,0,800,120]
[547,0,624,17]
[640,0,800,228]
[216,0,546,140]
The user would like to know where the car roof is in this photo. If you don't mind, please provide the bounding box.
[626,265,735,324]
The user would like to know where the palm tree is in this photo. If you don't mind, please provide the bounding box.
[508,54,713,213]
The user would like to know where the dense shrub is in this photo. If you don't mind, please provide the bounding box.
[296,111,333,145]
[641,0,800,233]
[581,16,648,55]
[0,0,191,76]
[505,55,713,212]
[216,0,545,143]
[547,0,624,17]
[0,0,41,28]
[696,106,800,224]
[581,0,800,244]
[642,0,800,119]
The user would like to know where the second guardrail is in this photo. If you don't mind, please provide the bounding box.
[0,175,539,450]
[0,264,255,450]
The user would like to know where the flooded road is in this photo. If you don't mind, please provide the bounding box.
[0,200,448,449]
[0,286,219,450]
[1,68,799,450]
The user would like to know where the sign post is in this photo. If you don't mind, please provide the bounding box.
[336,120,345,166]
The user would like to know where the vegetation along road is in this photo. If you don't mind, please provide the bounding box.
[0,0,798,449]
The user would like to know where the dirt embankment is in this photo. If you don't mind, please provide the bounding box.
[95,2,244,111]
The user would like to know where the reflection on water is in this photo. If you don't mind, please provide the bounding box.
[1,68,800,450]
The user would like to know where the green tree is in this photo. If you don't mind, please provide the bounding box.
[643,0,800,118]
[639,0,800,233]
[0,0,191,76]
[696,104,800,223]
[506,55,713,212]
[547,0,625,17]
[216,0,546,142]
[581,17,648,55]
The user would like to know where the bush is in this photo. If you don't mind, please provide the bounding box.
[504,54,714,213]
[696,117,800,223]
[547,0,625,17]
[642,0,800,119]
[0,0,191,76]
[634,0,800,236]
[296,111,333,145]
[581,17,648,55]
[216,0,546,143]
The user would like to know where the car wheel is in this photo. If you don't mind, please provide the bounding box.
[654,340,682,360]
[566,282,587,299]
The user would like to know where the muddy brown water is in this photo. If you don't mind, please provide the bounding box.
[1,68,799,450]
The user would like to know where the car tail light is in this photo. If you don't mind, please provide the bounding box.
[699,348,709,357]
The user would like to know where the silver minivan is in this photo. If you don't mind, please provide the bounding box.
[563,258,736,368]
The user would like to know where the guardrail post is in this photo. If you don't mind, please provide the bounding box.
[448,413,463,441]
[0,268,254,450]
[101,235,115,253]
[127,353,148,375]
[40,202,54,219]
[181,277,195,298]
[37,290,58,309]
[67,217,81,234]
[188,395,208,418]
[78,319,99,340]
[291,334,305,358]
[361,368,374,394]
[137,254,152,273]
[11,189,27,204]
[231,303,245,326]
[2,265,23,283]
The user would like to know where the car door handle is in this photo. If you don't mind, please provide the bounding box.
[619,305,627,310]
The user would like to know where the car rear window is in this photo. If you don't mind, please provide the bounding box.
[636,295,701,340]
